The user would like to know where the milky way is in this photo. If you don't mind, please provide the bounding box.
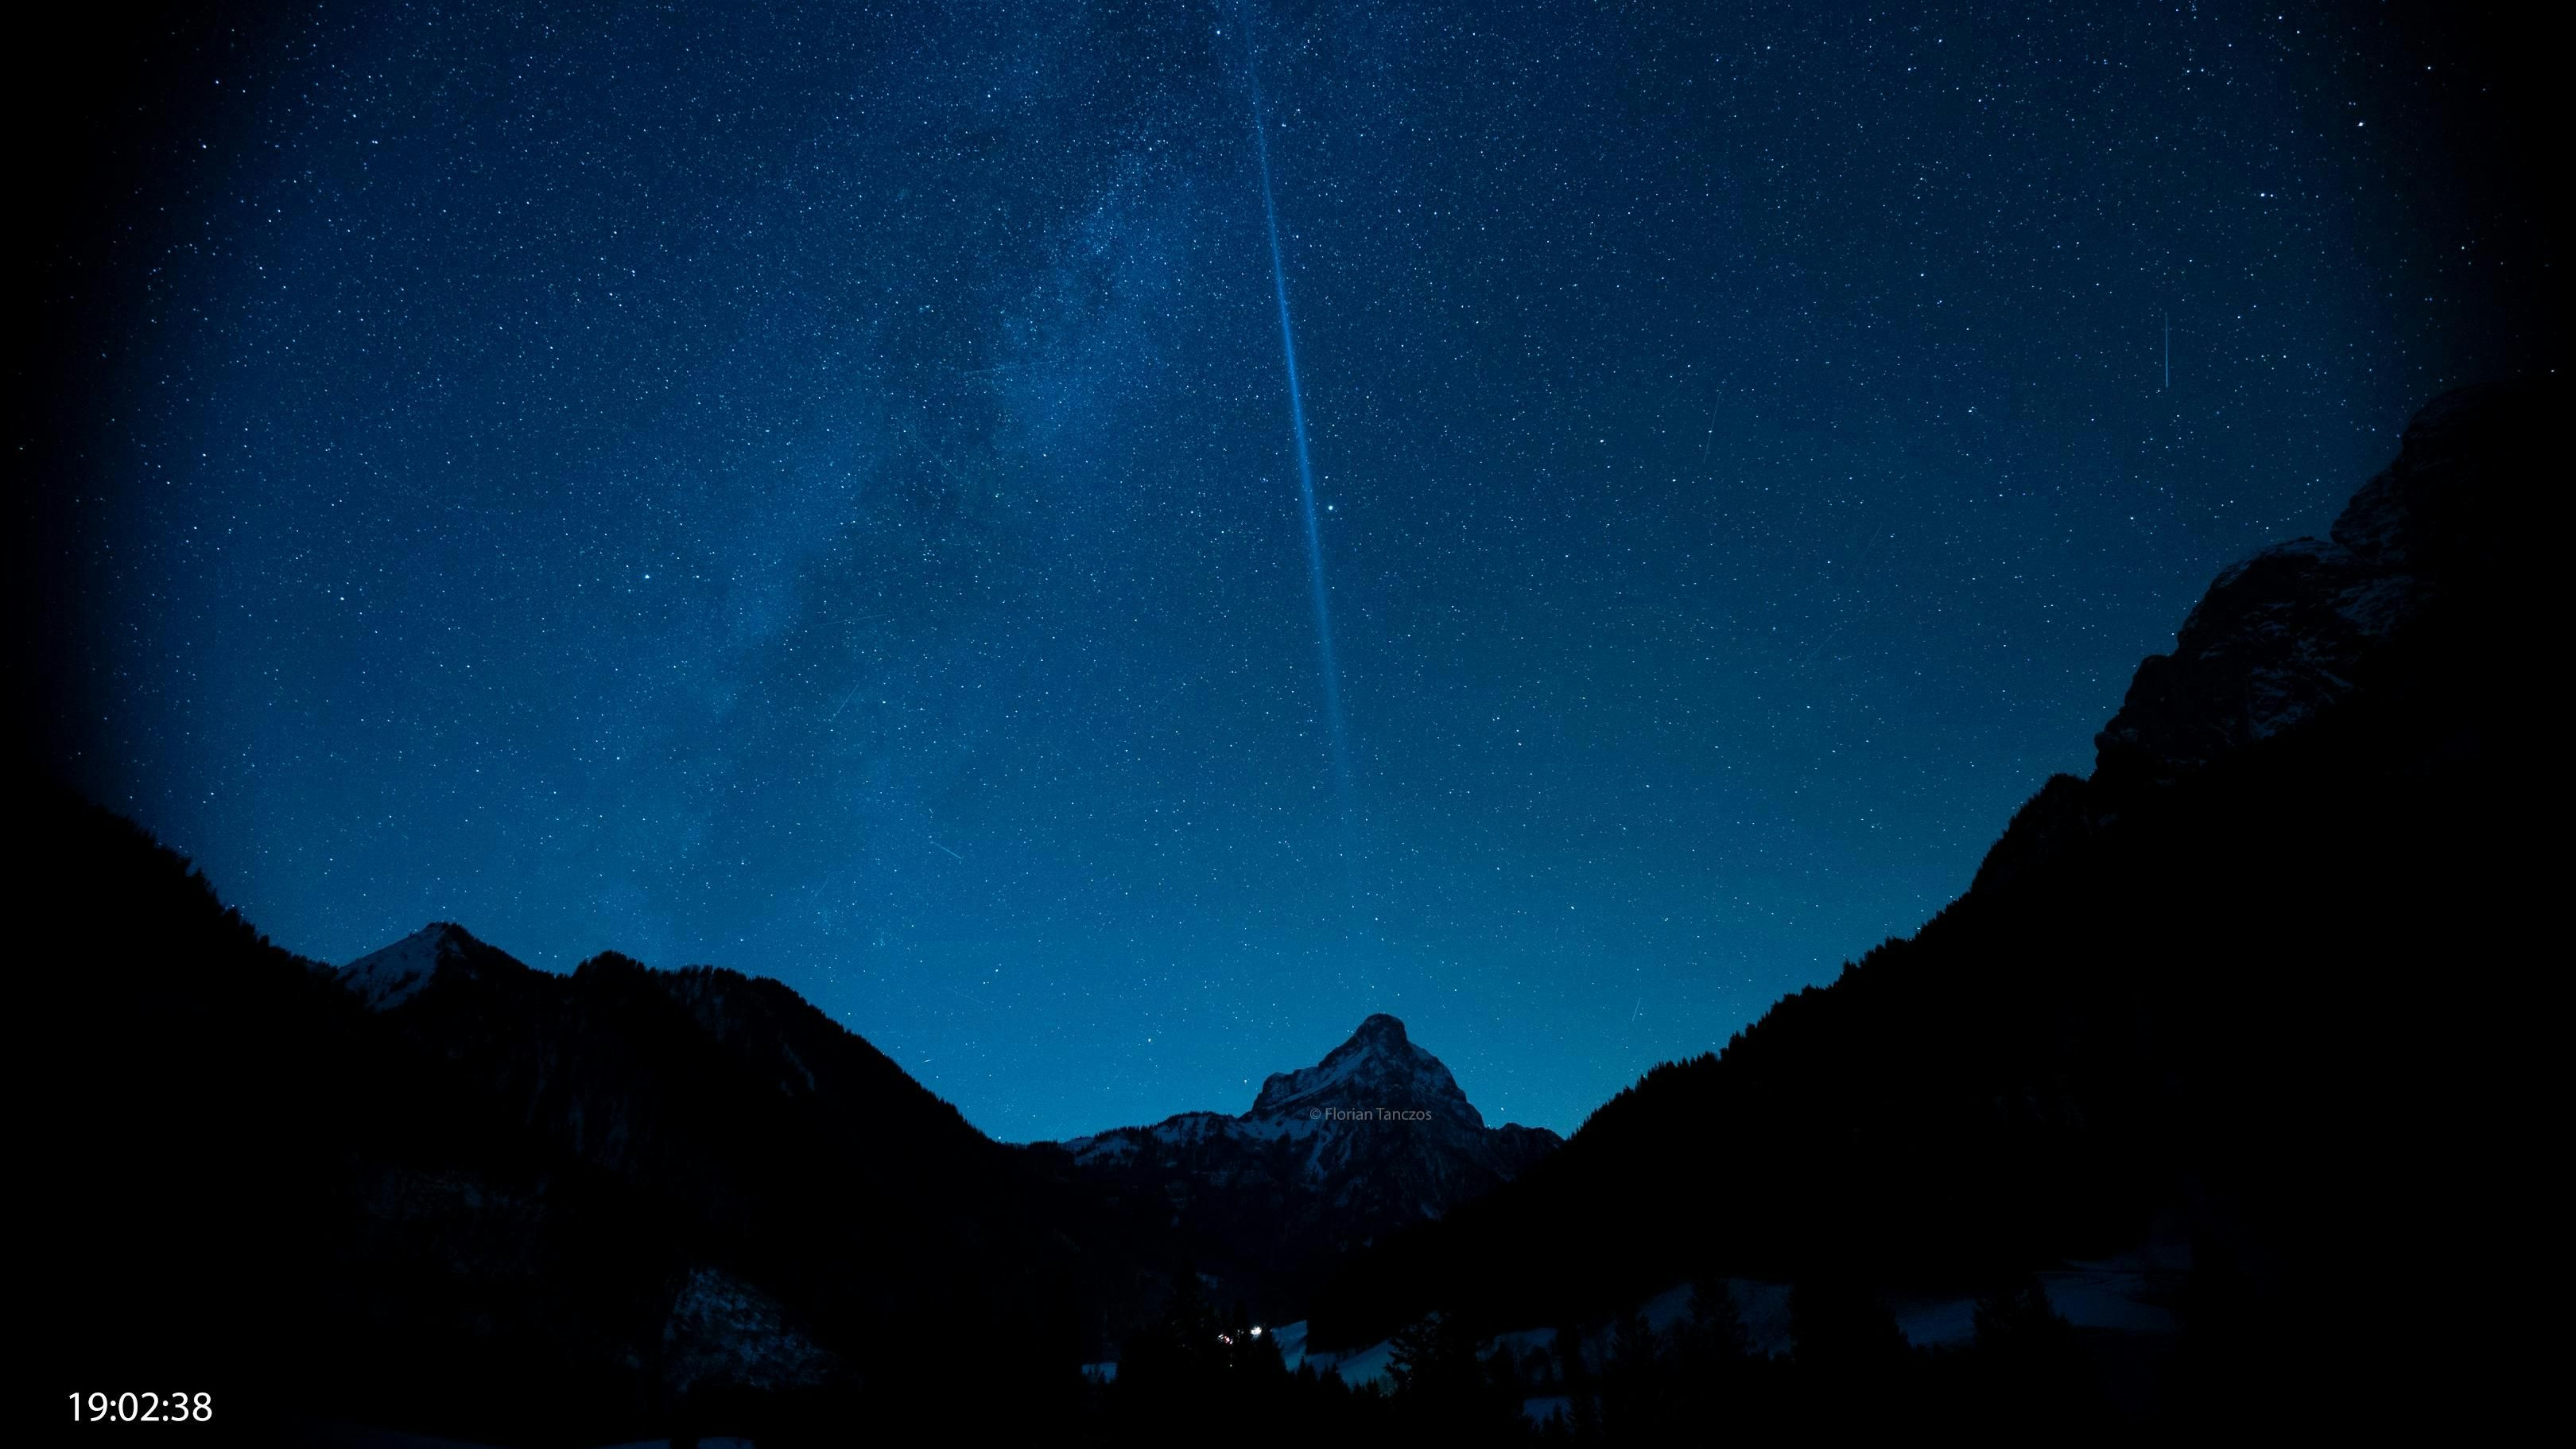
[32,1,2545,1140]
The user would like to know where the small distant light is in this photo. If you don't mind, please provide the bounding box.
[1250,1326,1263,1337]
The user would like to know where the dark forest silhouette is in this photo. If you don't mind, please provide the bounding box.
[1295,381,2552,1435]
[22,381,2553,1442]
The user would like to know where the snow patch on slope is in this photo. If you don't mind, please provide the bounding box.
[661,1264,838,1395]
[339,923,471,1011]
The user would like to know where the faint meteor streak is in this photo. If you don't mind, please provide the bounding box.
[1240,21,1368,980]
[1245,45,1356,814]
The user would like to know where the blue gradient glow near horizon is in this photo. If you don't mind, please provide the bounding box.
[52,1,2539,1142]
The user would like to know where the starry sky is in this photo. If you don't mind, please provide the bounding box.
[23,1,2548,1140]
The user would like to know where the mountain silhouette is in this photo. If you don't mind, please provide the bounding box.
[1049,1012,1558,1322]
[22,814,1174,1440]
[24,381,2551,1438]
[1299,381,2553,1434]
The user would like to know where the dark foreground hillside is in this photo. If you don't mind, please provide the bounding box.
[1305,380,2556,1432]
[17,382,2552,1445]
[17,785,1175,1443]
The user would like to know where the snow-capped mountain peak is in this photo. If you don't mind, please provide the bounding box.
[1054,1015,1561,1315]
[338,923,479,1010]
[1247,1013,1482,1128]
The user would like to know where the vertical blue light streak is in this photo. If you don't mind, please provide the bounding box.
[1247,70,1356,810]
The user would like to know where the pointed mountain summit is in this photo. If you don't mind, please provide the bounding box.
[1054,1015,1560,1323]
[1249,1012,1484,1127]
[338,921,513,1009]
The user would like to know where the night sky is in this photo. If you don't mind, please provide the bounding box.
[29,2,2546,1140]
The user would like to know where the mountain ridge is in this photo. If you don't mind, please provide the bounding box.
[27,381,2550,1436]
[1053,1011,1561,1325]
[1301,378,2554,1432]
[25,819,1171,1439]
